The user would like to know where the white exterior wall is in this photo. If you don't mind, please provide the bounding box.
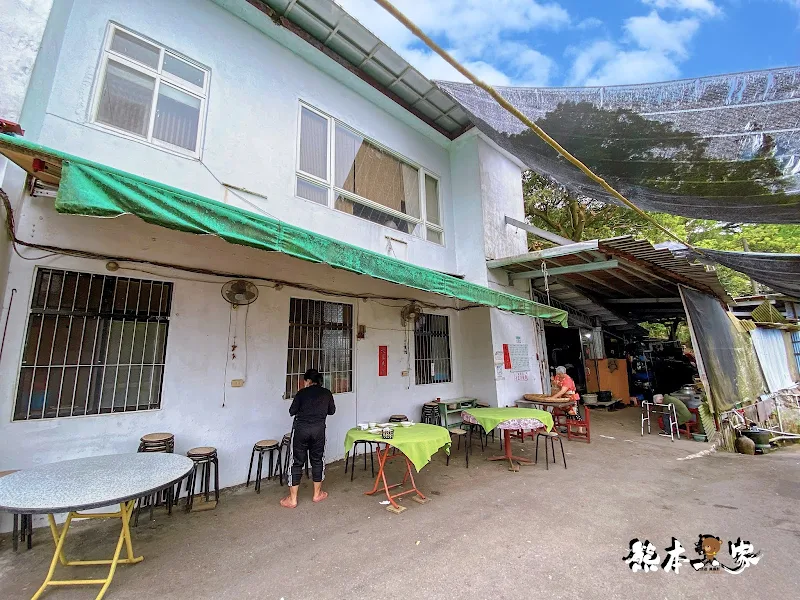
[0,0,54,124]
[0,0,556,530]
[25,0,458,276]
[0,203,467,531]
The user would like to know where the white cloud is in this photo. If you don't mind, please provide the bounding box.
[335,0,568,85]
[567,41,617,85]
[584,50,681,86]
[643,0,721,16]
[625,11,699,58]
[568,7,711,86]
[576,17,603,30]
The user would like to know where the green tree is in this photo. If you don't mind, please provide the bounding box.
[518,101,797,298]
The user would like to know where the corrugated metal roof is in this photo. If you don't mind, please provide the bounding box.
[253,0,471,138]
[491,233,730,332]
[598,236,730,302]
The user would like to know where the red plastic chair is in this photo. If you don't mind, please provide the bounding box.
[566,406,590,443]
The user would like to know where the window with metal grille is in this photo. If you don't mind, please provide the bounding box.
[792,331,800,372]
[13,269,172,421]
[414,314,452,385]
[285,298,353,398]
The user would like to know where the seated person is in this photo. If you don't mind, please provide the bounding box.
[549,366,581,419]
[659,393,695,434]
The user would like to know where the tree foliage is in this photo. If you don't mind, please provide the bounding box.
[519,101,797,299]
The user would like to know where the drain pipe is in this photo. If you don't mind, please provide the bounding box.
[0,287,16,365]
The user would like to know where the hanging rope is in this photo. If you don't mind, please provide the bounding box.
[541,260,550,306]
[371,0,695,250]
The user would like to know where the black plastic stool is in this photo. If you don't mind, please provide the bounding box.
[279,433,310,485]
[247,439,279,493]
[535,431,567,470]
[345,440,376,480]
[186,447,220,510]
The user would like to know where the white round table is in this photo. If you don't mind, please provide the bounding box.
[0,453,194,600]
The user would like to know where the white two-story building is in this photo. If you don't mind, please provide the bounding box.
[0,0,567,517]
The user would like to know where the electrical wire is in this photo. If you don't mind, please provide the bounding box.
[372,0,695,251]
[223,305,233,408]
[243,302,250,380]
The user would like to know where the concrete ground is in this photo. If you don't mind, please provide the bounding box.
[1,407,799,600]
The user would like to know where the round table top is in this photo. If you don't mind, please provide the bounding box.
[522,395,575,408]
[0,453,194,514]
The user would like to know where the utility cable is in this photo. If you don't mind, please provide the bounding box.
[372,0,694,250]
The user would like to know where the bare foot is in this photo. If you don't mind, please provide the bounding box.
[280,496,297,508]
[312,491,328,503]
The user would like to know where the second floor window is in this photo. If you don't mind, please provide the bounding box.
[92,24,209,156]
[296,104,444,245]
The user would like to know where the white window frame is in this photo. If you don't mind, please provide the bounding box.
[90,23,210,158]
[295,102,445,245]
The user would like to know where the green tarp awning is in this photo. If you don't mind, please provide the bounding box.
[0,134,567,326]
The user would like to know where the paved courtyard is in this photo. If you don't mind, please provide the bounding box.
[1,408,799,599]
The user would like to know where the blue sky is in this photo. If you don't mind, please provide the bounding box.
[336,0,799,87]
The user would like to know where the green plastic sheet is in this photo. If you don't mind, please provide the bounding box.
[344,424,451,472]
[463,407,554,433]
[0,134,568,326]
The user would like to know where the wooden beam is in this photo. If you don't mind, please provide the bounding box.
[511,260,619,280]
[487,240,599,269]
[606,298,682,304]
[504,216,575,246]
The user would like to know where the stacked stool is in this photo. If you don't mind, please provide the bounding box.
[389,414,408,423]
[134,432,176,526]
[138,432,175,453]
[246,439,280,493]
[186,447,220,511]
[420,402,440,425]
[0,470,32,550]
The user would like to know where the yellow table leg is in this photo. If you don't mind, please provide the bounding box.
[31,500,143,600]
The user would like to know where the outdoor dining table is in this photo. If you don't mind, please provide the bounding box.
[343,423,451,513]
[0,453,194,600]
[461,407,554,471]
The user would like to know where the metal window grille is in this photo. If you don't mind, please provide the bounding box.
[285,298,353,398]
[414,313,452,385]
[792,331,800,372]
[13,268,172,421]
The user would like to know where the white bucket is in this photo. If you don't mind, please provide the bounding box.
[583,393,598,406]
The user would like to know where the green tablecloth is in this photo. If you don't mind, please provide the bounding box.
[344,424,451,472]
[463,407,554,433]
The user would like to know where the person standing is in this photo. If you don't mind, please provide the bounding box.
[280,369,336,508]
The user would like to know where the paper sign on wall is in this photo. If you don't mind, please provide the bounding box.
[506,344,530,373]
[378,346,388,377]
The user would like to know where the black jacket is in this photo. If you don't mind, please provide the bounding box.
[289,385,336,425]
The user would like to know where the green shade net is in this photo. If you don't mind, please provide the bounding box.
[438,67,800,224]
[680,286,765,412]
[0,135,567,326]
